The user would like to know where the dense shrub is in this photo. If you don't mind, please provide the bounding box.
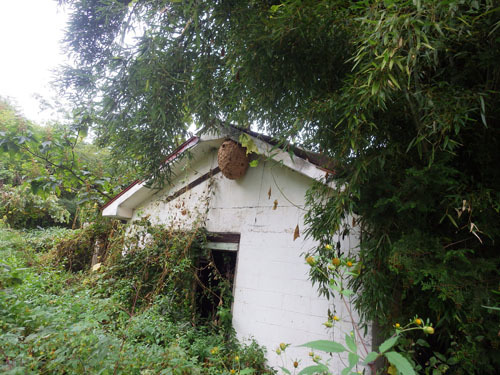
[0,185,70,229]
[50,218,118,272]
[89,218,236,327]
[0,227,272,374]
[23,227,74,253]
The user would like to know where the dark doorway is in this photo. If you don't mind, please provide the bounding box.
[196,233,239,322]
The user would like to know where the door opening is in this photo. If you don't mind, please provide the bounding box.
[196,233,239,323]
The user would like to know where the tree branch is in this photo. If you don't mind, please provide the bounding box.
[18,143,113,200]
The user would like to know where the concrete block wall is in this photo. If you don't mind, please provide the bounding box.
[130,148,370,372]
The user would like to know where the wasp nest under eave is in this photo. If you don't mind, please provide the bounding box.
[217,140,249,180]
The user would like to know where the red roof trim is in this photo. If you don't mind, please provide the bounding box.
[163,136,200,164]
[101,136,200,211]
[100,179,142,210]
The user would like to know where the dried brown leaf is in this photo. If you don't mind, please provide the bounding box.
[293,224,300,241]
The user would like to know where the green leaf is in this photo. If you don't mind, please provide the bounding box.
[345,271,359,277]
[434,22,444,36]
[384,352,416,375]
[239,133,259,155]
[379,336,398,353]
[447,357,459,365]
[239,369,255,374]
[387,73,401,89]
[348,352,359,367]
[446,213,458,228]
[482,305,500,311]
[416,339,430,348]
[433,352,446,362]
[341,289,354,297]
[298,364,329,375]
[270,4,283,13]
[279,367,291,375]
[345,333,357,353]
[300,340,346,353]
[249,160,259,167]
[363,352,379,364]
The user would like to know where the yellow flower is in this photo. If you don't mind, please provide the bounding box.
[293,361,299,368]
[230,370,236,374]
[395,323,400,328]
[280,342,287,351]
[325,244,332,250]
[332,257,341,266]
[234,355,239,362]
[415,318,422,325]
[333,315,340,321]
[346,261,353,267]
[210,346,219,355]
[306,256,316,266]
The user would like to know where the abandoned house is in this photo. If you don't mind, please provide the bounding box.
[101,127,370,370]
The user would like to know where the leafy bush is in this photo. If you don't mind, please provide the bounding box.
[0,184,70,229]
[90,218,236,327]
[0,227,272,374]
[48,218,118,272]
[23,226,74,253]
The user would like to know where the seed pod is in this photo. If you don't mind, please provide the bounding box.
[423,326,435,334]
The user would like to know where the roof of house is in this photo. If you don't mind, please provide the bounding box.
[101,127,334,218]
[101,136,200,211]
[232,125,335,172]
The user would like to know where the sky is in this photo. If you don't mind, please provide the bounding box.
[0,0,69,124]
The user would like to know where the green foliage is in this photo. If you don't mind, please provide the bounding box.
[0,98,137,221]
[95,218,206,316]
[57,0,352,181]
[23,226,74,253]
[50,218,117,272]
[90,218,236,328]
[0,227,271,374]
[0,184,70,229]
[281,256,432,375]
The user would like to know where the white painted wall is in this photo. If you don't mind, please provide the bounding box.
[127,146,370,372]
